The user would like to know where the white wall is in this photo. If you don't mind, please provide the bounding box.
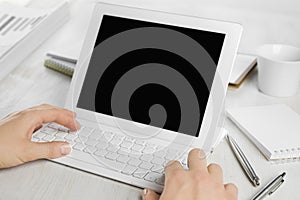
[97,0,300,54]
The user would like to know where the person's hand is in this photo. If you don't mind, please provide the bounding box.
[142,149,238,200]
[0,104,80,169]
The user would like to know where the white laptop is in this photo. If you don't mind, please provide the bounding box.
[32,3,242,192]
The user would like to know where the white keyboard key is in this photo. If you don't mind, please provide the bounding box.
[31,137,40,142]
[120,141,133,148]
[85,139,98,147]
[47,123,60,129]
[58,126,70,132]
[78,129,91,137]
[53,137,66,142]
[139,161,153,170]
[140,154,153,162]
[118,147,131,155]
[121,165,137,175]
[105,152,119,160]
[89,131,103,140]
[131,144,144,152]
[83,127,94,133]
[135,140,146,145]
[83,146,97,154]
[34,132,46,139]
[104,131,114,141]
[154,150,167,158]
[96,142,108,150]
[133,169,148,179]
[106,145,119,153]
[73,143,86,151]
[124,137,135,143]
[142,146,155,154]
[110,138,123,146]
[151,165,164,173]
[146,143,157,149]
[55,131,68,138]
[128,158,141,167]
[65,134,77,141]
[113,135,125,141]
[151,157,165,165]
[144,172,161,182]
[129,151,142,159]
[43,135,55,142]
[116,155,130,163]
[77,136,88,143]
[94,149,107,157]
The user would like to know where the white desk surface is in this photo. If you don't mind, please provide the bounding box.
[0,0,300,199]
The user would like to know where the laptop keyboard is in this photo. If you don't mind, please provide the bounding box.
[31,123,189,186]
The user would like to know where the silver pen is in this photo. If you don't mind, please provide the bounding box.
[251,172,286,200]
[226,135,260,186]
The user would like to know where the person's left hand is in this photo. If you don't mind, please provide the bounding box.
[0,104,80,169]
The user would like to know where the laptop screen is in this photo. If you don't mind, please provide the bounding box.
[77,15,225,137]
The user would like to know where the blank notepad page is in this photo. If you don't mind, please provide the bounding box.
[227,104,300,160]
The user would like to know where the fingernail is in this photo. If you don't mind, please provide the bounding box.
[143,189,148,196]
[60,144,71,155]
[198,149,206,160]
[75,120,81,130]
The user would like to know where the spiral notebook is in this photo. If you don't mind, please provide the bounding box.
[44,53,77,76]
[227,104,300,160]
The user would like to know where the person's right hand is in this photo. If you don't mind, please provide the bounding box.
[143,149,238,200]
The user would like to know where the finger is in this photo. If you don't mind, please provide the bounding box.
[24,142,71,161]
[207,163,223,183]
[24,108,80,131]
[164,160,184,177]
[142,189,159,200]
[187,148,207,172]
[225,183,238,198]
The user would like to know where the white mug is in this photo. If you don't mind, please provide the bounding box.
[256,44,300,97]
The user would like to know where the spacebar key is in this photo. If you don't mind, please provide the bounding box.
[93,156,126,172]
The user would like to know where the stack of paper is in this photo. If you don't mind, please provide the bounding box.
[0,1,70,80]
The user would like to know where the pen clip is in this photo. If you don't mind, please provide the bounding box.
[268,179,284,195]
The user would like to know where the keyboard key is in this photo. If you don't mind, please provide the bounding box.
[104,131,114,141]
[66,140,76,147]
[144,172,161,182]
[105,152,119,160]
[116,155,130,163]
[34,132,46,139]
[85,139,98,147]
[76,136,88,143]
[110,138,123,146]
[140,154,153,162]
[139,161,153,170]
[73,143,86,151]
[131,144,144,152]
[151,165,164,173]
[65,134,77,141]
[133,169,148,179]
[97,159,126,172]
[142,146,155,154]
[96,142,108,150]
[113,135,125,141]
[151,157,165,165]
[154,150,167,158]
[94,149,107,157]
[135,140,146,146]
[31,137,40,142]
[118,147,131,155]
[121,165,137,175]
[107,145,119,153]
[43,135,55,142]
[124,137,135,143]
[56,131,68,138]
[89,131,103,140]
[128,158,141,167]
[83,146,97,154]
[53,137,66,142]
[120,141,133,148]
[78,129,91,137]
